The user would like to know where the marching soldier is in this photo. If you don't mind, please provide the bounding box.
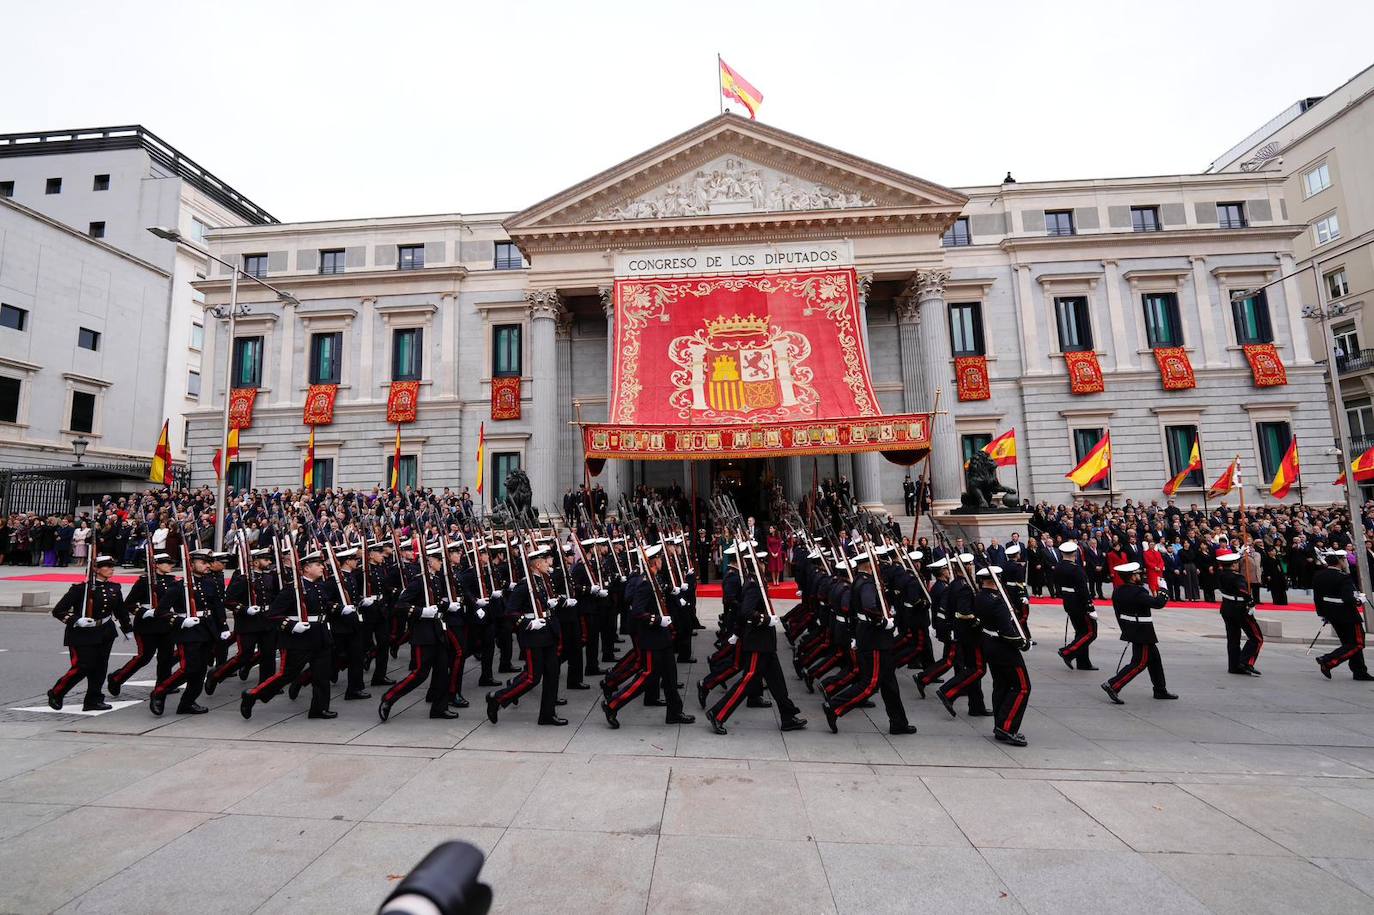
[822,550,916,735]
[1313,549,1373,680]
[378,544,458,721]
[364,542,399,687]
[1217,551,1264,675]
[487,545,567,726]
[1000,543,1032,645]
[206,551,233,673]
[1054,541,1098,671]
[459,543,499,687]
[601,544,695,729]
[334,547,372,700]
[976,566,1031,747]
[205,547,281,692]
[149,549,216,716]
[551,542,587,691]
[241,551,339,719]
[47,555,130,711]
[108,552,178,696]
[914,557,953,696]
[935,553,992,718]
[1101,561,1178,704]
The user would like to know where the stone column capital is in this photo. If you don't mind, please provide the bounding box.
[915,268,950,303]
[526,288,564,321]
[856,273,874,307]
[598,286,614,320]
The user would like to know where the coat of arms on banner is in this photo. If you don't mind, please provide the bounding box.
[667,313,817,421]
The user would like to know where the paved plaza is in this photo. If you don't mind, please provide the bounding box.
[2,590,1373,914]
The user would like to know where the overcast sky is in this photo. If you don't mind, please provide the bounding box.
[7,0,1373,223]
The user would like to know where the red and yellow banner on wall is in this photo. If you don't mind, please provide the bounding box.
[1152,347,1196,391]
[491,376,521,420]
[303,384,338,425]
[582,414,932,461]
[1063,351,1105,395]
[1243,343,1288,387]
[386,381,420,424]
[228,388,257,430]
[954,355,991,401]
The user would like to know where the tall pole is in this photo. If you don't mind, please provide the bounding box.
[213,268,239,552]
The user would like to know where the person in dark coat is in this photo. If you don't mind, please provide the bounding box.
[1313,549,1373,680]
[241,551,339,720]
[46,555,130,711]
[822,550,916,735]
[488,546,567,726]
[1216,550,1264,675]
[1053,542,1098,671]
[1101,562,1177,704]
[108,552,179,695]
[976,566,1031,746]
[149,549,218,716]
[601,544,695,728]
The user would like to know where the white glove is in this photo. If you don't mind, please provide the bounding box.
[769,616,781,629]
[246,605,262,616]
[475,608,486,620]
[420,606,438,619]
[292,621,309,634]
[447,601,461,613]
[181,617,200,629]
[596,588,608,597]
[565,597,578,608]
[678,598,687,607]
[672,586,683,595]
[220,630,233,641]
[727,634,738,645]
[477,598,490,608]
[1357,592,1368,604]
[342,604,358,616]
[794,588,803,598]
[1088,610,1098,619]
[658,615,673,628]
[850,638,858,649]
[528,617,547,630]
[491,589,503,599]
[142,608,156,619]
[74,617,97,628]
[884,617,896,631]
[361,596,378,608]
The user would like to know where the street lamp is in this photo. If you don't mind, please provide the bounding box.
[148,226,301,550]
[71,436,88,467]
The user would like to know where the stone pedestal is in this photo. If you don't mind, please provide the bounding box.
[927,511,1031,546]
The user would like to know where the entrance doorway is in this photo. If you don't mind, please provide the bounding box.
[709,457,784,525]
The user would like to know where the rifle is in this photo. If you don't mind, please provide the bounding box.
[144,538,160,615]
[503,505,545,621]
[936,516,1030,647]
[622,512,670,625]
[81,537,97,622]
[179,522,199,619]
[713,495,777,622]
[324,541,352,610]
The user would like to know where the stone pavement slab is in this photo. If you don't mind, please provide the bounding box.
[0,741,202,805]
[1180,783,1374,858]
[97,745,316,812]
[369,755,551,828]
[980,848,1208,914]
[481,828,657,915]
[647,835,834,914]
[795,769,969,846]
[512,759,668,834]
[818,842,1020,914]
[661,768,810,839]
[228,751,427,821]
[1146,851,1374,915]
[923,776,1126,850]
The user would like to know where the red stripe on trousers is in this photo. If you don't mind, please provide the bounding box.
[250,649,289,699]
[920,642,956,685]
[1111,644,1150,690]
[1063,619,1095,655]
[210,634,246,683]
[1003,666,1029,732]
[1326,625,1365,667]
[52,648,82,696]
[111,634,148,686]
[1245,617,1265,662]
[497,649,538,705]
[153,644,189,697]
[382,647,423,704]
[717,652,759,721]
[834,650,881,716]
[447,630,464,695]
[608,651,652,711]
[941,648,984,698]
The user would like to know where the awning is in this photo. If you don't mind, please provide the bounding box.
[590,267,932,462]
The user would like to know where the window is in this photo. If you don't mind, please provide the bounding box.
[1255,421,1292,481]
[1217,202,1247,229]
[0,181,12,198]
[191,218,210,242]
[1045,210,1075,236]
[386,454,418,490]
[77,327,100,351]
[491,452,521,505]
[1142,293,1183,348]
[187,370,201,397]
[1303,163,1331,198]
[1345,400,1374,440]
[45,177,61,195]
[1326,268,1350,300]
[1054,296,1094,352]
[226,461,252,491]
[309,331,343,384]
[311,458,334,492]
[492,324,522,376]
[397,244,424,270]
[1231,290,1273,345]
[88,221,105,239]
[1,303,28,331]
[391,328,423,381]
[319,249,346,275]
[947,302,985,356]
[493,241,524,270]
[92,174,109,192]
[243,254,268,278]
[1165,425,1203,488]
[189,322,204,351]
[0,376,18,423]
[1072,428,1109,490]
[232,336,264,388]
[1314,213,1341,246]
[1335,324,1360,363]
[69,390,96,434]
[960,433,992,486]
[941,217,972,247]
[1131,206,1161,233]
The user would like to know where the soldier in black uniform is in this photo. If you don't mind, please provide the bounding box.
[47,555,130,711]
[1313,549,1373,679]
[575,537,611,677]
[550,542,586,691]
[975,566,1031,746]
[935,553,991,718]
[915,558,953,696]
[434,541,469,712]
[149,549,217,716]
[207,551,233,673]
[1053,541,1098,671]
[459,544,499,687]
[1216,550,1264,675]
[601,544,695,728]
[487,546,566,726]
[1000,543,1032,646]
[206,547,281,692]
[822,550,916,735]
[1101,561,1178,704]
[364,542,399,686]
[705,548,806,734]
[333,547,371,700]
[108,552,178,696]
[240,551,339,719]
[378,543,458,721]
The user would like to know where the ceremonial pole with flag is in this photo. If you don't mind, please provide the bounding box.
[1269,437,1301,502]
[1333,444,1374,487]
[1065,430,1112,502]
[719,55,763,119]
[302,426,315,491]
[475,421,485,498]
[148,419,172,486]
[1163,438,1202,497]
[212,428,240,482]
[982,427,1019,502]
[390,425,402,492]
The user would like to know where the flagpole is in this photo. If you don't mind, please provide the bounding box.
[717,53,724,115]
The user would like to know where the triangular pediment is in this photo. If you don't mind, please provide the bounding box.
[505,114,967,234]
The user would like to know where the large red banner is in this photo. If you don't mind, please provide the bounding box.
[610,269,881,427]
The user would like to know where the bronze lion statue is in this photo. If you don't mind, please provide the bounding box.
[961,451,1018,511]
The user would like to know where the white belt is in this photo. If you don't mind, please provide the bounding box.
[1118,614,1151,623]
[305,615,323,623]
[1322,597,1348,604]
[981,628,1002,638]
[1060,587,1076,593]
[1220,594,1246,602]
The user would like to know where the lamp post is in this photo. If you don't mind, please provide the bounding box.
[147,226,299,550]
[71,436,88,467]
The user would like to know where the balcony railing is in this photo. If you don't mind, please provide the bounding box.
[1350,435,1374,455]
[1337,348,1374,375]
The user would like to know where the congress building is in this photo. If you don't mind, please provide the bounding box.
[188,115,1339,513]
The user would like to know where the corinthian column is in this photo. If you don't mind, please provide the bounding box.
[905,269,962,510]
[600,287,624,505]
[850,274,884,510]
[527,288,563,513]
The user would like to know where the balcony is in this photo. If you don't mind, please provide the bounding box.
[1350,435,1374,455]
[1337,348,1374,375]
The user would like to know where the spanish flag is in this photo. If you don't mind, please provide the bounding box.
[302,426,315,490]
[1334,445,1374,486]
[475,421,486,497]
[390,424,402,491]
[719,57,763,119]
[1208,455,1239,497]
[1066,430,1111,489]
[148,419,172,485]
[211,428,240,480]
[1269,438,1300,499]
[983,428,1017,467]
[1163,439,1202,496]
